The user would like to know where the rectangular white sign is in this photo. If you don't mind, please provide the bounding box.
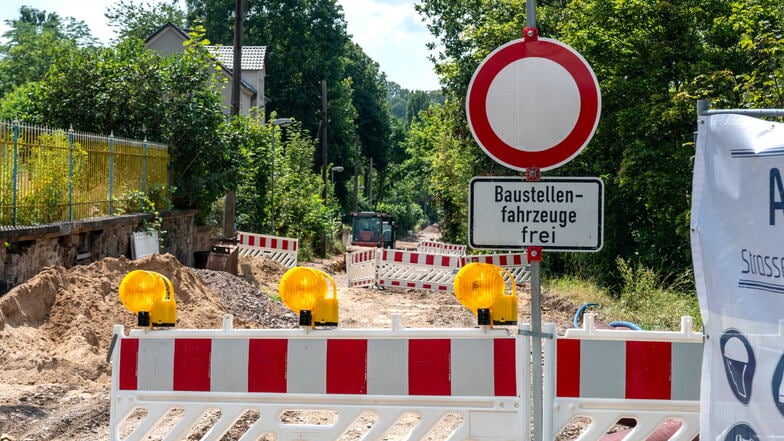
[692,113,784,440]
[469,177,603,251]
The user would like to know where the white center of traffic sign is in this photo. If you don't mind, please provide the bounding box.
[466,37,601,171]
[487,57,580,151]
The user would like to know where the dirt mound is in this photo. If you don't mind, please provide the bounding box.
[0,253,293,387]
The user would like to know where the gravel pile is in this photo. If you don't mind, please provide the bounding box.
[190,268,298,328]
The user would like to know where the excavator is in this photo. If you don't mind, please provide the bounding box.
[349,212,396,248]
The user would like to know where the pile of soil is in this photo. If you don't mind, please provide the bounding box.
[0,237,581,440]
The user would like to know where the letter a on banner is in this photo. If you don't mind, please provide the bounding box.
[692,111,784,440]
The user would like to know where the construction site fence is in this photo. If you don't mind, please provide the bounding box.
[108,313,703,441]
[347,247,531,292]
[237,231,299,268]
[0,121,169,226]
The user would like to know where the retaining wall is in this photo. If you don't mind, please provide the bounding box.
[0,210,215,294]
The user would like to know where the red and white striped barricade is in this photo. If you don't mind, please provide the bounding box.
[109,315,528,441]
[346,248,378,288]
[544,315,703,441]
[463,253,531,285]
[417,240,467,256]
[237,231,298,268]
[376,249,463,292]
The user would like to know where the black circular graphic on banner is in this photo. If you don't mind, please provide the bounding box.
[720,329,755,404]
[771,353,784,416]
[724,423,759,441]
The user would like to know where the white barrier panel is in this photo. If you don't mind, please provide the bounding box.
[348,249,532,292]
[545,315,703,441]
[346,248,378,288]
[376,249,463,292]
[109,315,529,441]
[463,253,531,285]
[130,231,159,260]
[237,231,298,268]
[417,240,467,256]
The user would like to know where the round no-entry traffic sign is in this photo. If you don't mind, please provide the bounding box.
[466,37,601,171]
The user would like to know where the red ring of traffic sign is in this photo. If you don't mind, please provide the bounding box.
[466,37,601,171]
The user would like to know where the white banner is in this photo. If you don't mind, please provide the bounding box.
[692,113,784,440]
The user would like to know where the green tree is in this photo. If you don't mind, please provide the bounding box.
[0,6,96,97]
[275,123,338,257]
[106,0,188,42]
[406,91,432,128]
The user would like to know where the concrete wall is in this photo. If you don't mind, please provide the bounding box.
[0,211,216,294]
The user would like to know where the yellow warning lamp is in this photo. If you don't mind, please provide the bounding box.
[279,267,338,327]
[313,270,338,326]
[118,270,177,327]
[454,262,517,326]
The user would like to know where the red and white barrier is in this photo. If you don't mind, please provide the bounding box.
[417,240,467,256]
[346,248,377,288]
[463,253,531,285]
[109,312,706,440]
[544,315,703,440]
[347,248,530,292]
[109,315,527,441]
[237,231,298,268]
[376,249,463,291]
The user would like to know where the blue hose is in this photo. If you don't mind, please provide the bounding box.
[609,321,643,330]
[573,303,599,328]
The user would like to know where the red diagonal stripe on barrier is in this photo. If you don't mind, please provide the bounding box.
[248,339,288,393]
[119,338,139,391]
[327,339,368,394]
[409,339,451,395]
[556,339,580,397]
[626,341,671,399]
[174,339,211,392]
[494,338,517,396]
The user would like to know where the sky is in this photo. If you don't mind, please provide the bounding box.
[0,0,441,91]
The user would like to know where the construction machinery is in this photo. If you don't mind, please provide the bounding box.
[349,212,396,248]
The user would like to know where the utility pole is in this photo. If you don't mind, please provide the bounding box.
[353,136,359,213]
[368,157,373,206]
[224,0,243,239]
[321,80,328,202]
[321,79,328,256]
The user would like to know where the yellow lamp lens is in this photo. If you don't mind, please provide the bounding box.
[279,267,328,313]
[118,270,167,313]
[453,262,505,313]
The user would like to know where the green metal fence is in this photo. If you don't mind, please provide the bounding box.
[0,121,169,226]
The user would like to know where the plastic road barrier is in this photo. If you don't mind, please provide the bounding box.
[416,240,467,256]
[545,314,703,440]
[346,248,378,288]
[375,249,464,291]
[237,231,298,268]
[109,313,705,440]
[347,248,530,292]
[109,314,527,441]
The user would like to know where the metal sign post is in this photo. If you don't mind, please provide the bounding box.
[465,0,603,438]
